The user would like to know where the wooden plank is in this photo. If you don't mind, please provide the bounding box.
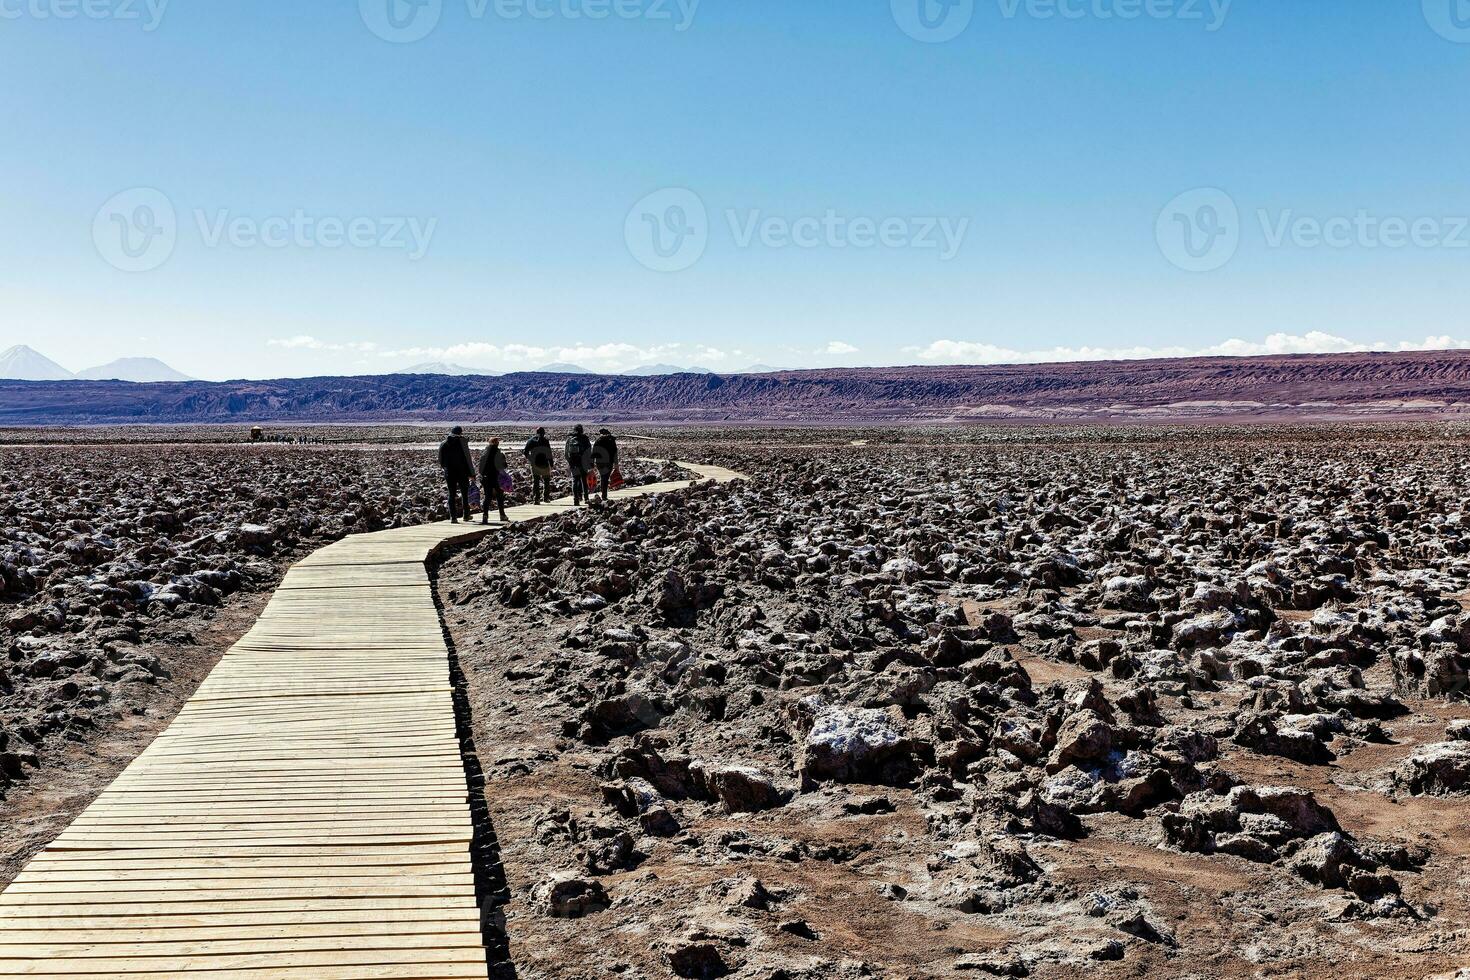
[23,846,470,865]
[0,898,476,919]
[4,874,475,894]
[0,947,487,973]
[0,966,490,980]
[0,923,479,944]
[0,885,478,904]
[13,865,470,883]
[0,933,486,957]
[0,910,479,930]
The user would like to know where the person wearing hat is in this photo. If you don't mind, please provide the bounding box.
[522,426,555,504]
[477,437,510,524]
[437,425,475,523]
[592,427,619,503]
[564,424,593,506]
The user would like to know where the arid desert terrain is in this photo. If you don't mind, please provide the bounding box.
[4,424,1470,979]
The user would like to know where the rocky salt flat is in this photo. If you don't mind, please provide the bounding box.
[435,427,1470,979]
[4,426,1470,978]
[0,435,670,872]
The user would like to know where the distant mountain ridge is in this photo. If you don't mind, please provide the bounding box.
[401,362,499,376]
[74,357,194,383]
[0,346,73,381]
[624,364,714,376]
[5,350,1470,425]
[1,346,193,383]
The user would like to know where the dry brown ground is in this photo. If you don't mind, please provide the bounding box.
[0,591,269,886]
[439,528,1470,980]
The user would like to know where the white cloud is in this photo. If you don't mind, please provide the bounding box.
[693,346,733,363]
[1395,335,1470,352]
[266,343,746,379]
[373,341,728,373]
[1207,331,1367,357]
[268,335,378,353]
[268,335,328,350]
[271,332,1470,377]
[905,333,1470,365]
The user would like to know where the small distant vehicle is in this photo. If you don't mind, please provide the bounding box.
[250,426,264,442]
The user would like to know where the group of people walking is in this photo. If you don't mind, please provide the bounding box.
[436,424,620,524]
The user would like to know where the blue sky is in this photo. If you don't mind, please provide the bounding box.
[2,0,1468,380]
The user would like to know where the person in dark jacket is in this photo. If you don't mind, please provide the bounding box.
[592,428,619,502]
[437,426,475,523]
[565,424,593,506]
[523,427,554,504]
[477,437,510,524]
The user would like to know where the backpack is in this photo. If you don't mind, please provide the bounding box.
[566,435,590,470]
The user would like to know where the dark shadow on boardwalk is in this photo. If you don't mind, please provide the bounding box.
[430,545,518,980]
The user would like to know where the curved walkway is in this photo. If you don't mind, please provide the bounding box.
[0,462,743,978]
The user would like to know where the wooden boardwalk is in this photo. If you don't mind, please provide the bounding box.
[0,462,742,978]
